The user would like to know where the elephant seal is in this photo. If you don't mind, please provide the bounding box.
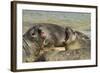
[23,23,90,62]
[23,25,45,62]
[64,27,90,50]
[23,23,66,62]
[23,23,66,47]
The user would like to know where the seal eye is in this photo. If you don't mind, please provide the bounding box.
[32,33,35,36]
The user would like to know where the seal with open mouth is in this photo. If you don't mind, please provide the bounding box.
[64,27,90,50]
[22,23,66,62]
[23,23,90,62]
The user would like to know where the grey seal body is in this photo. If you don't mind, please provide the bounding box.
[23,23,66,47]
[22,23,90,62]
[23,23,66,62]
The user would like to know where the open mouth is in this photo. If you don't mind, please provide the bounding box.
[65,30,70,41]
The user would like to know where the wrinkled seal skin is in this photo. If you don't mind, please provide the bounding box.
[23,24,45,62]
[24,23,66,47]
[41,27,91,61]
[23,23,90,62]
[23,23,66,62]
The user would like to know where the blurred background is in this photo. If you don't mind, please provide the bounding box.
[22,10,91,37]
